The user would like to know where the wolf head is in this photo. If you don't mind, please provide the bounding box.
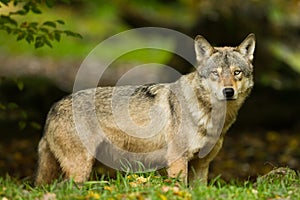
[194,34,256,101]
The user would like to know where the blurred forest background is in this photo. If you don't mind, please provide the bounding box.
[0,0,300,182]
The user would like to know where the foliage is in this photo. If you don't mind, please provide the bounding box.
[112,0,300,89]
[0,0,82,130]
[0,0,82,48]
[0,77,41,130]
[0,169,300,200]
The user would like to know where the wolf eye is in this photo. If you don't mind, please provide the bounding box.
[211,70,219,76]
[234,70,242,76]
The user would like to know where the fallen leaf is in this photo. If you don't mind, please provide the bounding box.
[40,193,56,200]
[85,191,100,199]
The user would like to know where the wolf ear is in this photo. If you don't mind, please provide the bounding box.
[237,33,256,62]
[194,35,214,62]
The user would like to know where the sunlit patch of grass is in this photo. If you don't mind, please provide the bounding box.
[1,168,300,200]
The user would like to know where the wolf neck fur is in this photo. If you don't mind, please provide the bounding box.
[178,71,245,132]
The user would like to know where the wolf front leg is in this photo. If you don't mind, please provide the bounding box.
[188,158,209,185]
[188,138,224,185]
[166,142,188,184]
[167,156,188,184]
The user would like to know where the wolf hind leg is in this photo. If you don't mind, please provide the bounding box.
[59,149,95,183]
[35,137,61,186]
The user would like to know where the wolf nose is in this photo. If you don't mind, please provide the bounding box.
[223,88,235,98]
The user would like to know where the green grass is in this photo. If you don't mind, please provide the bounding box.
[1,168,300,200]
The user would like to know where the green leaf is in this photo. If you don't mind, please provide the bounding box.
[23,2,30,12]
[20,22,28,28]
[0,103,6,110]
[29,22,38,29]
[61,0,71,3]
[35,35,46,48]
[0,0,10,6]
[44,37,53,48]
[18,121,26,130]
[64,30,74,36]
[16,31,26,41]
[25,34,34,44]
[35,41,44,48]
[56,20,65,25]
[5,26,12,34]
[0,15,18,26]
[45,0,55,7]
[40,27,49,33]
[28,22,38,27]
[75,33,83,39]
[21,110,28,119]
[54,31,61,42]
[64,30,83,38]
[12,0,19,6]
[16,80,24,90]
[10,10,28,15]
[8,102,18,110]
[13,78,24,90]
[31,6,42,14]
[43,21,56,28]
[30,122,42,130]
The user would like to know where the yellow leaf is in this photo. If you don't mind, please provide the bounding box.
[172,186,180,193]
[129,182,138,187]
[136,176,148,184]
[127,174,139,180]
[86,191,100,199]
[104,186,113,192]
[161,185,171,193]
[266,131,280,142]
[158,194,168,200]
[40,193,57,200]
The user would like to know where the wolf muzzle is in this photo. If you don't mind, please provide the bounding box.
[223,88,235,99]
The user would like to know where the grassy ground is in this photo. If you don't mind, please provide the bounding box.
[1,168,299,200]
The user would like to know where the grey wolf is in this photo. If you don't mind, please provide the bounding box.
[35,33,255,185]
